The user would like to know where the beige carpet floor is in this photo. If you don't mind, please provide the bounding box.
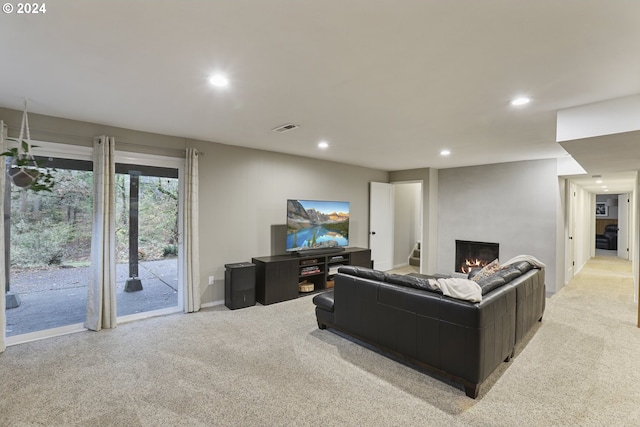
[1,256,639,426]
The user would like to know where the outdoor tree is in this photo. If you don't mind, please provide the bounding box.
[10,169,179,269]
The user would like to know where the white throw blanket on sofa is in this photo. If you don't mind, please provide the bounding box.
[428,278,482,303]
[420,255,545,304]
[501,254,546,269]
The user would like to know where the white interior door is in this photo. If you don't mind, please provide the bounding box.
[567,183,576,281]
[369,182,393,271]
[618,193,629,259]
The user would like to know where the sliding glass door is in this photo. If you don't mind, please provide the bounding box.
[4,142,184,341]
[115,157,182,318]
[5,155,93,337]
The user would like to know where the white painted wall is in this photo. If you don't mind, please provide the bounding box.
[558,178,571,288]
[557,94,640,142]
[437,159,559,292]
[392,182,421,268]
[629,176,640,306]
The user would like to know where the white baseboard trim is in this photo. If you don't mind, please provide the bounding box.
[6,303,224,347]
[7,300,229,347]
[6,323,87,347]
[118,306,182,325]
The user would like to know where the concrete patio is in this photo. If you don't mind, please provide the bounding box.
[5,258,178,337]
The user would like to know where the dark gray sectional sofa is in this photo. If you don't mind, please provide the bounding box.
[312,260,545,398]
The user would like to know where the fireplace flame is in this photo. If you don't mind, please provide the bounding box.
[460,258,488,274]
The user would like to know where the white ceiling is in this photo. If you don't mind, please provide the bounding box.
[1,1,639,189]
[560,131,640,193]
[567,171,637,195]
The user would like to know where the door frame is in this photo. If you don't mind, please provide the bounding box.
[5,140,93,346]
[115,150,184,322]
[390,180,423,270]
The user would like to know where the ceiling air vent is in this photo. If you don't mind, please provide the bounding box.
[272,123,299,133]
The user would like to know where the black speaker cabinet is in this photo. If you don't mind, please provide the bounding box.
[224,262,256,310]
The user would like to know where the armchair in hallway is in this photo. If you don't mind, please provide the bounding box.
[596,224,618,250]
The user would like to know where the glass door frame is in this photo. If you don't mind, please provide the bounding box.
[5,141,186,346]
[114,150,184,323]
[5,140,93,346]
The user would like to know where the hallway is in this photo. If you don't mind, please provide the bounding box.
[567,256,635,311]
[547,256,640,332]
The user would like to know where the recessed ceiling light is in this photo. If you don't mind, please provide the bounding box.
[318,141,329,149]
[208,74,230,88]
[440,149,451,156]
[510,96,531,106]
[596,180,603,184]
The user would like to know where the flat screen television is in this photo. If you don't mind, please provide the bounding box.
[286,199,350,253]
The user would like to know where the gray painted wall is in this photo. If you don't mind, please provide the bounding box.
[0,107,187,158]
[437,159,559,292]
[0,107,388,305]
[1,106,561,300]
[596,194,620,219]
[188,140,388,303]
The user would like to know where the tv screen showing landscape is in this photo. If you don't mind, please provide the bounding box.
[286,199,350,252]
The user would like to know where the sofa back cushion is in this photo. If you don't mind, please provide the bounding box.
[476,266,527,295]
[509,260,533,275]
[385,273,442,294]
[475,274,507,295]
[337,265,387,282]
[498,267,522,282]
[471,260,535,295]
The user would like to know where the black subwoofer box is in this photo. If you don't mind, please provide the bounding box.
[224,262,256,309]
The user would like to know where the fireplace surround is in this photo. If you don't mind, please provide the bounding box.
[455,240,499,274]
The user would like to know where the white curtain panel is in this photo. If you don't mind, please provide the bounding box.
[0,121,7,352]
[184,147,201,313]
[85,136,117,331]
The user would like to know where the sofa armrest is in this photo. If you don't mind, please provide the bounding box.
[333,273,380,341]
[508,268,545,343]
[437,284,516,383]
[312,291,334,312]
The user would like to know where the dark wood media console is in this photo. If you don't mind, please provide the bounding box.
[252,247,371,305]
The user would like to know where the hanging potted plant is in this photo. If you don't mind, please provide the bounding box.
[1,101,55,192]
[2,140,54,191]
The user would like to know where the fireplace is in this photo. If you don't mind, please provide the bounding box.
[455,240,499,274]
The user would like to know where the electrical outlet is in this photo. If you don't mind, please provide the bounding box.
[208,276,214,285]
